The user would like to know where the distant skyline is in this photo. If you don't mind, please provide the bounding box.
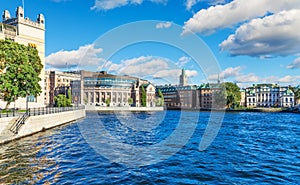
[1,0,300,87]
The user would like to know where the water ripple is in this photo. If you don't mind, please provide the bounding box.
[0,111,299,184]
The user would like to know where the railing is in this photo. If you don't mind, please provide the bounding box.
[27,105,85,116]
[0,109,22,118]
[9,113,29,134]
[0,105,85,118]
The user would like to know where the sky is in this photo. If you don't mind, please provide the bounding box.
[1,0,300,87]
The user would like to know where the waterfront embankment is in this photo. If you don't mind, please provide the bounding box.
[0,108,86,145]
[85,104,164,112]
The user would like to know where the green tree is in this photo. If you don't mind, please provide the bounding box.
[141,86,147,107]
[223,82,241,108]
[67,88,72,106]
[105,98,110,107]
[212,88,227,108]
[0,40,43,109]
[128,97,133,105]
[290,86,300,104]
[156,89,164,106]
[54,94,70,107]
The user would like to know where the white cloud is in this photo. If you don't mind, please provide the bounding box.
[46,44,104,69]
[175,56,191,67]
[208,66,241,80]
[278,75,300,83]
[91,0,167,11]
[104,56,169,76]
[185,0,226,11]
[287,57,300,69]
[183,0,300,34]
[208,66,300,84]
[220,9,300,57]
[185,0,199,10]
[153,69,198,81]
[156,21,172,29]
[235,73,259,83]
[103,56,198,84]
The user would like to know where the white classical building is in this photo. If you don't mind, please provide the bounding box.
[245,84,294,108]
[0,7,45,109]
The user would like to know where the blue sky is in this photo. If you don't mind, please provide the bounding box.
[1,0,300,87]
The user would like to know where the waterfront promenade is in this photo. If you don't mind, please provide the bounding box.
[0,106,86,145]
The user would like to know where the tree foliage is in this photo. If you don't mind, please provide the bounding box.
[128,97,133,105]
[54,94,71,107]
[67,88,72,106]
[212,88,227,108]
[105,98,110,107]
[156,89,164,106]
[289,86,300,104]
[141,86,147,107]
[223,82,241,108]
[214,82,241,108]
[0,40,43,109]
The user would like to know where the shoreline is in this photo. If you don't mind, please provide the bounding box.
[165,107,299,113]
[0,109,86,145]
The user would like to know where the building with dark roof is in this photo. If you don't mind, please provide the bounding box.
[245,84,295,108]
[71,70,156,107]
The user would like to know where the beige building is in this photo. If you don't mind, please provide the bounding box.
[0,7,45,109]
[44,71,81,106]
[71,70,156,107]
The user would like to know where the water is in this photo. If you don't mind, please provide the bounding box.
[0,111,299,184]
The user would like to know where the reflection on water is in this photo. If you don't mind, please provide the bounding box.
[0,111,299,184]
[0,129,60,184]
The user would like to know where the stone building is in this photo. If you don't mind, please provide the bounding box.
[71,70,156,107]
[157,68,224,110]
[44,71,80,106]
[245,84,294,108]
[0,7,45,109]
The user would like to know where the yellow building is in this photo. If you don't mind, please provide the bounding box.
[0,7,45,109]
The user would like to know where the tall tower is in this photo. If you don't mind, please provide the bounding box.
[0,7,46,108]
[179,69,188,86]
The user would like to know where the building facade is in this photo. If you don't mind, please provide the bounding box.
[0,7,45,109]
[157,83,224,110]
[245,84,294,108]
[44,71,81,106]
[157,69,224,110]
[71,71,156,107]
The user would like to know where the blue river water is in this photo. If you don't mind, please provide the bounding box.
[0,111,299,184]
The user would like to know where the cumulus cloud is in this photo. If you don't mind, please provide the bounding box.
[235,73,259,83]
[46,44,105,69]
[185,0,199,10]
[185,0,227,10]
[156,21,172,29]
[103,56,198,84]
[183,0,300,34]
[91,0,167,11]
[153,69,198,79]
[287,57,300,69]
[208,66,241,80]
[175,56,191,67]
[220,9,300,57]
[208,66,300,84]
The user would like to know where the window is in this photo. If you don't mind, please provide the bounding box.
[27,95,36,102]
